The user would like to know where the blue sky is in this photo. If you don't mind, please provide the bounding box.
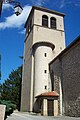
[0,0,80,83]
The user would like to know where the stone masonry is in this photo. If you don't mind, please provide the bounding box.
[49,36,80,117]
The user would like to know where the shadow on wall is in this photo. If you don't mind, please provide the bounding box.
[33,98,43,114]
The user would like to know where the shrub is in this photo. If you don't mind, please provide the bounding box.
[0,100,16,119]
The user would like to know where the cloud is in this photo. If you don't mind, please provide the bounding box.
[35,0,46,6]
[59,0,80,8]
[2,3,13,10]
[0,5,32,29]
[31,0,47,6]
[59,0,65,8]
[0,0,49,30]
[19,29,26,34]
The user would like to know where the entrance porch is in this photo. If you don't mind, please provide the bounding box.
[34,91,59,116]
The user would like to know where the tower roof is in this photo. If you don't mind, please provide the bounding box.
[32,6,65,16]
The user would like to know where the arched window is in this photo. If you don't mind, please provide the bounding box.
[50,17,56,29]
[42,15,48,27]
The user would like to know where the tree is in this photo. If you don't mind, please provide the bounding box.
[0,66,22,110]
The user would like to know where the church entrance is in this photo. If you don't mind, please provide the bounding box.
[47,99,54,116]
[35,91,59,116]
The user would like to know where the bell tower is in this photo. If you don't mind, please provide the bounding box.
[21,6,65,115]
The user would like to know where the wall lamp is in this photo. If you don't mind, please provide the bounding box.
[0,0,23,16]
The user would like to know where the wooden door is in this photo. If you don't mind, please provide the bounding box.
[47,100,54,116]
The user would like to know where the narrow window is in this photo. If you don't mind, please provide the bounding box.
[42,15,48,27]
[45,86,47,90]
[44,70,47,73]
[44,53,47,57]
[50,17,56,29]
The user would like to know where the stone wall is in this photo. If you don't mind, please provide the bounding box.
[49,38,80,116]
[61,43,80,117]
[21,29,33,112]
[50,58,62,115]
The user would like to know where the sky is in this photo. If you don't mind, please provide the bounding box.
[0,0,80,83]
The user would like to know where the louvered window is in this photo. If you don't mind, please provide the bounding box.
[50,17,56,29]
[42,15,48,27]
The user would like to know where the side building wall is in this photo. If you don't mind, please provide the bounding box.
[61,42,80,117]
[49,38,80,117]
[49,58,62,115]
[21,30,33,112]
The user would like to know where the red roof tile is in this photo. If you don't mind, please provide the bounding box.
[35,91,59,98]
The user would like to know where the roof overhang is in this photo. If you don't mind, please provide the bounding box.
[35,91,59,98]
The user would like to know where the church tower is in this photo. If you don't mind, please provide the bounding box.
[21,6,65,115]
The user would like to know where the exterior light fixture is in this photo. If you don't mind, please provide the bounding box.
[14,2,23,16]
[0,0,23,16]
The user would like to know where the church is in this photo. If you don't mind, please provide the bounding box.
[21,6,80,117]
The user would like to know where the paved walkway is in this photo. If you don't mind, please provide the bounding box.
[6,112,80,120]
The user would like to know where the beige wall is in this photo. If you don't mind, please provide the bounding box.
[21,30,33,111]
[34,9,64,30]
[33,25,65,58]
[34,46,52,98]
[33,9,65,58]
[21,6,65,113]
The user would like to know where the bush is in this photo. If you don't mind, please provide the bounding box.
[0,100,16,119]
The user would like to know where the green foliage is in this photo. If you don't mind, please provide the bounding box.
[0,100,16,111]
[0,100,16,118]
[0,66,22,110]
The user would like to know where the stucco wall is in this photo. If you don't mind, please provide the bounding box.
[21,6,65,113]
[34,46,53,97]
[33,25,65,59]
[33,9,65,59]
[34,9,64,30]
[21,30,33,111]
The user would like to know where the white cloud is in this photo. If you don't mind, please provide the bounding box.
[60,0,65,8]
[0,0,49,30]
[19,29,26,34]
[31,0,47,6]
[2,3,13,10]
[36,0,46,6]
[0,5,32,29]
[59,0,80,9]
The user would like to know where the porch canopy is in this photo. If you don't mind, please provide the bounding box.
[35,91,59,98]
[35,91,59,116]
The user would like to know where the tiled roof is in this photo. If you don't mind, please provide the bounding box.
[35,91,59,98]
